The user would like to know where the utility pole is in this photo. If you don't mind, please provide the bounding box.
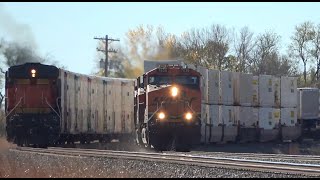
[94,35,120,77]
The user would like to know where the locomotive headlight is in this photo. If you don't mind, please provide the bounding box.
[31,69,36,77]
[158,112,165,120]
[185,112,192,120]
[171,86,178,97]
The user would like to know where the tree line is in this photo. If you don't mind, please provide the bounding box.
[97,21,320,88]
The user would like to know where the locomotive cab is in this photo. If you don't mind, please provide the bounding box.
[5,63,60,147]
[134,64,201,151]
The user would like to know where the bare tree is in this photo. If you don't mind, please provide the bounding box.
[205,24,230,70]
[234,26,255,73]
[177,28,207,67]
[289,21,315,84]
[177,24,231,70]
[251,31,280,75]
[311,24,320,81]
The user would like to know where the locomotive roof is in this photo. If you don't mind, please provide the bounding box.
[7,62,135,82]
[144,64,201,77]
[7,62,59,78]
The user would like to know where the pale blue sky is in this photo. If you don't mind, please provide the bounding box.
[1,2,320,75]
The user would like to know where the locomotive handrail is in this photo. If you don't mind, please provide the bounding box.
[56,97,62,119]
[5,97,23,118]
[45,98,61,119]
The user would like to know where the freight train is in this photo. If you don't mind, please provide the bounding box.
[5,62,201,151]
[5,62,320,151]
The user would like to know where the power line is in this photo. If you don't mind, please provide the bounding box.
[93,35,120,77]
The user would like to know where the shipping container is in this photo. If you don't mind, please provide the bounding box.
[297,88,319,120]
[252,76,259,107]
[259,108,280,130]
[280,107,300,141]
[201,104,210,143]
[220,71,233,105]
[281,108,297,127]
[197,66,208,104]
[253,107,259,126]
[233,72,253,106]
[208,69,220,104]
[273,77,281,108]
[208,105,221,126]
[258,108,280,142]
[234,106,255,128]
[280,76,297,108]
[201,103,209,125]
[221,105,235,126]
[208,105,222,143]
[259,75,273,107]
[236,106,258,142]
[221,105,237,143]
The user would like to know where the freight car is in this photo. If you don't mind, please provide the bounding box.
[134,64,202,151]
[5,62,135,147]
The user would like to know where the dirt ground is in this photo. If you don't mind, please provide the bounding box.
[0,138,15,151]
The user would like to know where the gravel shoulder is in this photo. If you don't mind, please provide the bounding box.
[1,138,320,178]
[0,150,315,178]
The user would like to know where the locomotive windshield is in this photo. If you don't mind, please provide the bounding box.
[175,76,198,85]
[149,75,199,86]
[149,76,172,85]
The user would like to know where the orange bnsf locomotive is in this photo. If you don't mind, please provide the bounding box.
[134,64,202,151]
[5,63,60,147]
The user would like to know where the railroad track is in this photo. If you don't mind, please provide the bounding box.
[174,151,320,162]
[11,147,320,176]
